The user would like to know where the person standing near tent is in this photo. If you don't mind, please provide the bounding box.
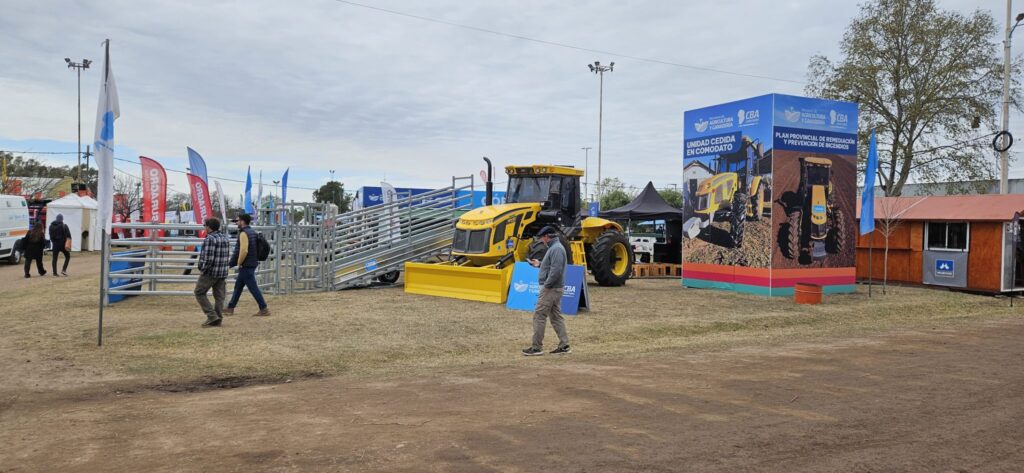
[21,222,47,278]
[522,226,571,356]
[224,213,270,317]
[194,218,230,327]
[48,214,71,277]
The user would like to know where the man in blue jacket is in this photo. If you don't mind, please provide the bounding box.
[523,226,570,356]
[223,213,270,317]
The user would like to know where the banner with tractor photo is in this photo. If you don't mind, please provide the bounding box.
[681,94,858,296]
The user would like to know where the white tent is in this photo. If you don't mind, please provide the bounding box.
[46,194,101,252]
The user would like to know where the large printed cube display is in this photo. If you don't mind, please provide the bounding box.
[681,94,859,296]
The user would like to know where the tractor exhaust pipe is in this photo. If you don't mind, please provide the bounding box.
[482,157,493,206]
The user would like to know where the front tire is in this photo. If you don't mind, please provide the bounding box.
[589,230,632,286]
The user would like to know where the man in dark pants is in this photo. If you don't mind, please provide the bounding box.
[48,214,71,276]
[523,226,570,356]
[194,218,231,327]
[224,213,270,317]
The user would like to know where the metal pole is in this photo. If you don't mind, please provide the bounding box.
[1001,0,1013,195]
[581,147,591,201]
[77,66,82,181]
[98,232,108,346]
[597,69,604,201]
[868,231,874,298]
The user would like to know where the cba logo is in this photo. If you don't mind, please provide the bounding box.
[694,119,709,133]
[829,109,848,126]
[737,109,746,125]
[513,281,529,293]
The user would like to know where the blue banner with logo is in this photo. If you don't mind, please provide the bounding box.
[506,262,587,315]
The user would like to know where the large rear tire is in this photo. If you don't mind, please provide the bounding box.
[785,210,802,259]
[589,230,632,286]
[827,208,845,254]
[730,192,747,248]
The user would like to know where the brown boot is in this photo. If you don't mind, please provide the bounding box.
[252,308,271,317]
[223,307,234,316]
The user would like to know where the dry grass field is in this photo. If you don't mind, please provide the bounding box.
[4,253,1024,472]
[0,252,1017,391]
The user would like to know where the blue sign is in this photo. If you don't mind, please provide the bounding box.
[935,259,954,277]
[684,131,743,159]
[456,190,507,209]
[506,262,588,315]
[588,202,600,217]
[358,186,433,208]
[365,259,379,271]
[812,204,826,214]
[773,126,858,154]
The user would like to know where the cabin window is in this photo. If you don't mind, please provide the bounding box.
[926,222,969,251]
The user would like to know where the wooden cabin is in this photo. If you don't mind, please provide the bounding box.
[856,195,1024,293]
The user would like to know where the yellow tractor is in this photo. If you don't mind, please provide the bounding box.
[404,164,633,303]
[683,136,770,247]
[783,157,844,263]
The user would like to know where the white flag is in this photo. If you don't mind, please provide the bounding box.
[93,39,120,234]
[214,180,228,225]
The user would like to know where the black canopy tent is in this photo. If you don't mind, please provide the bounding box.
[599,182,683,221]
[599,182,683,264]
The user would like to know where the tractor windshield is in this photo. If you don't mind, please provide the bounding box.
[806,165,830,185]
[507,176,551,203]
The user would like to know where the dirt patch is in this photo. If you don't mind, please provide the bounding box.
[2,319,1023,472]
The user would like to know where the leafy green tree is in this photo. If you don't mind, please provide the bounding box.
[600,189,632,211]
[658,188,683,208]
[313,181,351,212]
[806,0,1017,196]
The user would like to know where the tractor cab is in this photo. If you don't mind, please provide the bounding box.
[506,165,582,227]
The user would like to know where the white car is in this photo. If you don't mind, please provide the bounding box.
[0,195,30,263]
[630,236,655,263]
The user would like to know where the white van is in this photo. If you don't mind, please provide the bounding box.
[0,195,30,263]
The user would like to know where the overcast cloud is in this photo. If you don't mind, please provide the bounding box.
[0,0,1015,201]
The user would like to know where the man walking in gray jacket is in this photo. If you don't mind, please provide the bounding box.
[523,226,571,356]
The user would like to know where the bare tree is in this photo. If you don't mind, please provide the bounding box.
[113,174,143,222]
[873,196,928,293]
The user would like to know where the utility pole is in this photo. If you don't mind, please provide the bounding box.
[1001,3,1024,194]
[65,57,92,181]
[588,61,614,200]
[581,147,592,201]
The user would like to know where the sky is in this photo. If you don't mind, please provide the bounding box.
[0,0,1017,203]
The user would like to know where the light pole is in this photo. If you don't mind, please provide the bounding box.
[588,61,613,201]
[1000,4,1024,194]
[580,147,592,201]
[65,57,92,182]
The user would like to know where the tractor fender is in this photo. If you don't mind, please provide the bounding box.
[578,217,623,243]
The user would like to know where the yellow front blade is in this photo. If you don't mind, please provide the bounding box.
[404,262,513,304]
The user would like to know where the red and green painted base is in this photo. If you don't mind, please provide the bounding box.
[681,263,856,296]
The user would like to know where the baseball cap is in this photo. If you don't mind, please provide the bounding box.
[536,226,558,237]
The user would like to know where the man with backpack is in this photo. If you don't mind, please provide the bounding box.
[48,214,72,277]
[224,213,271,317]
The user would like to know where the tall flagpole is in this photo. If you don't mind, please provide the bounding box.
[97,39,111,346]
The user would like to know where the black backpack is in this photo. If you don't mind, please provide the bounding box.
[254,232,271,262]
[49,222,66,241]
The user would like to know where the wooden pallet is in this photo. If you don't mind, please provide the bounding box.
[631,263,681,279]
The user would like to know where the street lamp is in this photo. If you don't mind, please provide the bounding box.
[581,147,592,201]
[999,6,1024,194]
[65,57,92,181]
[588,60,614,200]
